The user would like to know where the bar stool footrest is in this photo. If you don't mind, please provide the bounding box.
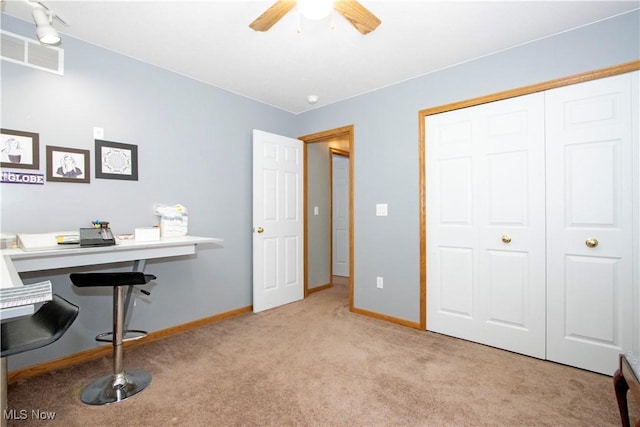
[95,330,148,343]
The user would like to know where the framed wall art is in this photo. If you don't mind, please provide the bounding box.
[0,128,40,170]
[95,139,138,181]
[46,145,90,183]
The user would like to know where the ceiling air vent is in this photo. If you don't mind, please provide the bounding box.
[1,30,64,75]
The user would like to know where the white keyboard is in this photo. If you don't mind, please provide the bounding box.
[0,280,52,309]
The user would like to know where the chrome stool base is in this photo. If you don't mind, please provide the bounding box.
[80,369,151,405]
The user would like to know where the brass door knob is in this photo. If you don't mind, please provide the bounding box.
[255,227,264,234]
[585,238,598,248]
[501,235,511,244]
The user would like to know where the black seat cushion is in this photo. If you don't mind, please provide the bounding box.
[70,272,156,288]
[1,294,79,358]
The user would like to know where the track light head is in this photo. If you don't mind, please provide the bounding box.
[31,4,61,45]
[35,23,60,45]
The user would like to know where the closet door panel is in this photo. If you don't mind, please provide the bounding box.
[477,93,546,358]
[485,250,528,327]
[564,255,618,342]
[437,247,474,317]
[566,141,619,226]
[427,93,546,358]
[426,108,479,340]
[546,72,635,375]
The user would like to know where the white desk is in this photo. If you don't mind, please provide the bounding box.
[1,235,222,319]
[3,236,222,273]
[0,235,222,427]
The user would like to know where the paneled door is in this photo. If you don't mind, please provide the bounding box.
[332,154,350,277]
[545,72,637,374]
[252,129,304,313]
[426,93,546,358]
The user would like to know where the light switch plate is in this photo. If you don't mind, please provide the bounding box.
[376,204,388,216]
[314,206,319,216]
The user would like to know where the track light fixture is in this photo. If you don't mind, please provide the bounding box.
[32,6,59,45]
[27,1,69,46]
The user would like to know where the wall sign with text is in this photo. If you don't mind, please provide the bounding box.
[1,171,45,185]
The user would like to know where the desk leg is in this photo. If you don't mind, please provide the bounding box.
[614,365,631,427]
[123,260,147,333]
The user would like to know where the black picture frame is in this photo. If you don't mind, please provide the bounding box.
[0,128,40,170]
[46,145,90,183]
[95,139,138,181]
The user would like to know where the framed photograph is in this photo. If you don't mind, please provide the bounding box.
[46,145,90,183]
[95,139,138,181]
[0,129,40,170]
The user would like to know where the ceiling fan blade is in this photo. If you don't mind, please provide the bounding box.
[334,0,381,35]
[249,0,297,32]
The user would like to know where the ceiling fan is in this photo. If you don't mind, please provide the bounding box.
[249,0,381,35]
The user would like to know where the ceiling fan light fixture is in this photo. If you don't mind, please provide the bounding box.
[298,0,333,21]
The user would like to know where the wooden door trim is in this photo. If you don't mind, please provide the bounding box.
[300,125,354,310]
[419,60,640,330]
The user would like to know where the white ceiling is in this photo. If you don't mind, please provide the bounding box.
[2,0,638,113]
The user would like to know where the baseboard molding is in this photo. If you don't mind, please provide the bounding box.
[8,305,253,384]
[351,306,422,330]
[307,283,332,295]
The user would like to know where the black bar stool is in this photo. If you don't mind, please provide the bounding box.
[1,295,79,423]
[69,272,155,405]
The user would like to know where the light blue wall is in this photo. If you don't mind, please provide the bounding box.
[1,10,638,370]
[297,10,640,323]
[1,14,298,369]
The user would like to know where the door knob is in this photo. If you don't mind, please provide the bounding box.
[585,238,598,248]
[501,235,511,244]
[255,227,264,234]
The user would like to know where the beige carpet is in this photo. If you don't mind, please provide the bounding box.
[6,282,639,426]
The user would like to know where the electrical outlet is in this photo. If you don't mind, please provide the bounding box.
[376,276,383,289]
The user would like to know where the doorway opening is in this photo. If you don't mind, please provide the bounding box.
[300,125,354,310]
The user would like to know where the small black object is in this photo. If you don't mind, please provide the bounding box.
[79,228,115,247]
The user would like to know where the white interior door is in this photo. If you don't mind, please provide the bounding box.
[332,154,349,277]
[426,92,546,358]
[476,93,546,357]
[252,129,304,313]
[546,72,637,375]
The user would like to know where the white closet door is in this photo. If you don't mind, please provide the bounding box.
[546,72,637,375]
[426,93,546,358]
[476,94,546,357]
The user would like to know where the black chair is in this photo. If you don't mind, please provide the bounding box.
[1,294,79,421]
[69,272,155,405]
